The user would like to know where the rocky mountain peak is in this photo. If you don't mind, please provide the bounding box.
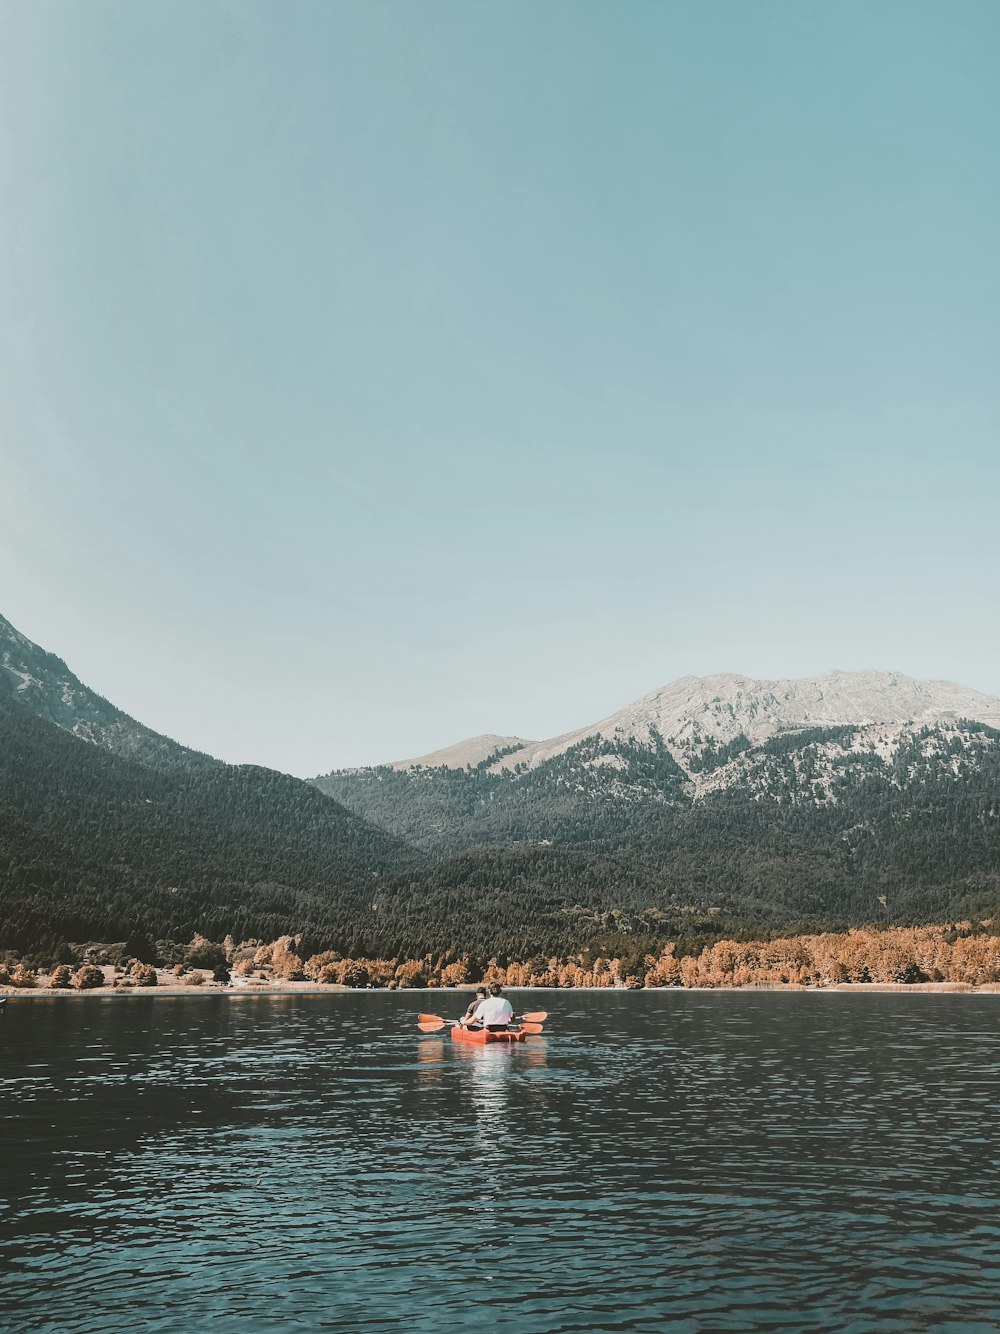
[376,669,1000,776]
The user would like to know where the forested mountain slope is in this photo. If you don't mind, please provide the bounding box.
[327,722,1000,956]
[0,691,418,952]
[0,612,422,954]
[316,732,691,852]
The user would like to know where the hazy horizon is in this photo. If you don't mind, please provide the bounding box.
[3,1,998,774]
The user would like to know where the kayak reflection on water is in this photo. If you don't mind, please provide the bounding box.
[417,1037,446,1067]
[452,1039,548,1072]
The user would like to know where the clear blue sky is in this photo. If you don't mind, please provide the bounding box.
[2,1,998,775]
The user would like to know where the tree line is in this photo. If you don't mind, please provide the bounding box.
[5,922,1000,992]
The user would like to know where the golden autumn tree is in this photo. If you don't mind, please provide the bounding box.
[439,960,469,987]
[395,959,429,988]
[270,936,305,981]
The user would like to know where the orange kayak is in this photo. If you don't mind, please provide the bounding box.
[452,1025,528,1045]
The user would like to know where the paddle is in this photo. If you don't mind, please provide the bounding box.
[417,1016,545,1034]
[417,1009,548,1025]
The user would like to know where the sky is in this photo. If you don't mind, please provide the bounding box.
[2,0,998,776]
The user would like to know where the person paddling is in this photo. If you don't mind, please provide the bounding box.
[474,982,515,1032]
[462,986,488,1028]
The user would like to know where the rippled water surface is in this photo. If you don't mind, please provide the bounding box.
[3,991,1000,1332]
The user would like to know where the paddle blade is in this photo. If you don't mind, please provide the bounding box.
[520,1011,548,1023]
[518,1022,544,1034]
[417,1019,446,1031]
[417,1013,444,1025]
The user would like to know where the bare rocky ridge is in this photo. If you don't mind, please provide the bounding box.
[386,733,532,772]
[382,670,1000,788]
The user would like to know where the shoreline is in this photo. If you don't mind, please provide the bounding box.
[4,979,1000,998]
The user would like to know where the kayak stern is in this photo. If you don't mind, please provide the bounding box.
[451,1024,528,1044]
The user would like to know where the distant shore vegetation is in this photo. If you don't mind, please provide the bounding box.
[4,922,1000,992]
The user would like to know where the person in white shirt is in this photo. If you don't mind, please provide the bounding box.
[470,982,515,1031]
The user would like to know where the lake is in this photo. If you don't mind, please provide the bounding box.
[2,990,999,1332]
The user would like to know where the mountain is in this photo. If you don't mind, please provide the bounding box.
[312,671,1000,943]
[0,612,418,954]
[313,670,1000,844]
[373,670,1000,779]
[0,612,216,774]
[6,615,1000,963]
